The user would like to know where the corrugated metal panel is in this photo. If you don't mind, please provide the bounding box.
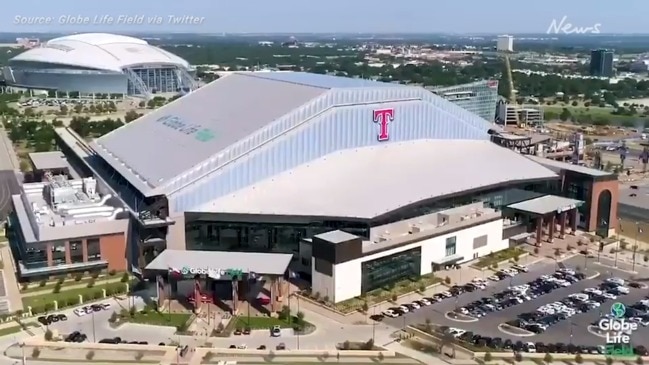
[246,72,403,89]
[172,93,492,212]
[191,140,558,218]
[93,73,326,190]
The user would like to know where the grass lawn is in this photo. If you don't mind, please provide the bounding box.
[21,277,103,294]
[543,105,645,123]
[0,326,23,337]
[22,282,127,308]
[235,315,303,329]
[474,247,526,269]
[127,312,191,328]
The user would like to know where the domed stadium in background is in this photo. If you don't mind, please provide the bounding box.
[3,33,197,99]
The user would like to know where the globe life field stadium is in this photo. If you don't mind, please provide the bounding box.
[32,70,617,308]
[3,33,197,98]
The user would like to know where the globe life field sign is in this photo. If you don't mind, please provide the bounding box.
[598,303,637,357]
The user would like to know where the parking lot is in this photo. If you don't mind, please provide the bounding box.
[382,255,649,347]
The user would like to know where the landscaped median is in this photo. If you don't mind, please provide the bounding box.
[301,273,443,315]
[22,281,129,315]
[471,247,527,270]
[20,271,128,294]
[109,305,192,333]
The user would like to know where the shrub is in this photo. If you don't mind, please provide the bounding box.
[575,353,583,364]
[108,270,117,276]
[129,306,136,317]
[74,273,83,282]
[391,294,398,302]
[108,312,118,323]
[610,247,616,254]
[361,302,369,313]
[322,295,330,303]
[203,351,214,361]
[120,272,130,283]
[644,254,648,262]
[134,351,144,361]
[533,247,540,255]
[278,305,290,320]
[418,284,426,293]
[39,280,46,287]
[86,351,95,360]
[86,279,95,288]
[31,348,40,358]
[91,271,100,279]
[342,340,351,350]
[484,351,492,362]
[44,329,53,341]
[543,352,553,363]
[21,283,28,291]
[620,240,628,250]
[53,283,61,294]
[554,248,561,257]
[362,338,374,350]
[514,352,522,362]
[605,357,613,365]
[56,276,65,285]
[444,276,451,285]
[636,356,644,365]
[312,292,320,301]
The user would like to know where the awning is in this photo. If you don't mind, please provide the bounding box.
[507,195,583,216]
[432,254,464,265]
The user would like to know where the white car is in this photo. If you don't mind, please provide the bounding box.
[398,305,410,313]
[526,342,537,353]
[237,344,247,349]
[440,291,453,298]
[101,303,111,310]
[409,302,421,310]
[420,298,432,306]
[584,288,603,295]
[512,265,529,273]
[569,293,589,302]
[615,286,630,294]
[602,292,617,300]
[382,310,398,318]
[606,277,625,286]
[487,275,500,281]
[73,308,87,317]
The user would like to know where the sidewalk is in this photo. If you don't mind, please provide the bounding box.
[0,246,22,313]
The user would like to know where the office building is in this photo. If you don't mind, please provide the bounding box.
[589,49,614,78]
[496,35,514,52]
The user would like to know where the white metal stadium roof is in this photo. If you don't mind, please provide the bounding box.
[10,33,190,73]
[192,139,559,219]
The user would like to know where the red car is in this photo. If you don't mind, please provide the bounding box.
[187,293,212,303]
[256,296,270,305]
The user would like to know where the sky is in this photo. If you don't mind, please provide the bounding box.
[2,0,646,34]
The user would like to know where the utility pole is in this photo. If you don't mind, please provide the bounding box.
[92,309,96,343]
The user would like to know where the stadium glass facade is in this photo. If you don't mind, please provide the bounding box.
[128,66,189,94]
[431,80,499,122]
[183,181,555,256]
[361,247,422,293]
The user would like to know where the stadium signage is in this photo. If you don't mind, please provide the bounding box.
[156,115,215,142]
[373,108,395,142]
[599,303,636,357]
[174,266,245,278]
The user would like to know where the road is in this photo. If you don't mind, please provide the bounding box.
[382,254,649,347]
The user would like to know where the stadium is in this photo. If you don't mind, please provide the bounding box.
[3,33,197,98]
[36,71,617,304]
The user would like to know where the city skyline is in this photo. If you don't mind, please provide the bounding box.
[2,0,645,34]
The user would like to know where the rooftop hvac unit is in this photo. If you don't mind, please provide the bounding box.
[409,225,421,234]
[377,236,388,242]
[83,177,97,198]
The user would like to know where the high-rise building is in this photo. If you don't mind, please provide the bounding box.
[589,49,614,77]
[496,35,514,52]
[429,80,499,122]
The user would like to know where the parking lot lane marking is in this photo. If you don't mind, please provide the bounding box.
[593,262,637,275]
[444,312,479,323]
[497,323,535,337]
[587,272,601,280]
[586,325,608,339]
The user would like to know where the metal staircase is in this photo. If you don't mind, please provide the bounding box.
[123,68,151,99]
[176,67,198,91]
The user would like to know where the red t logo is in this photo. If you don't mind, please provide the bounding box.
[373,108,394,141]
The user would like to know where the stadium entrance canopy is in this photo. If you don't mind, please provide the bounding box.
[506,195,583,247]
[144,249,293,279]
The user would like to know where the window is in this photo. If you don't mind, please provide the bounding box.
[473,235,488,249]
[445,236,457,257]
[51,241,66,264]
[361,248,422,293]
[70,240,84,264]
[87,238,101,261]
